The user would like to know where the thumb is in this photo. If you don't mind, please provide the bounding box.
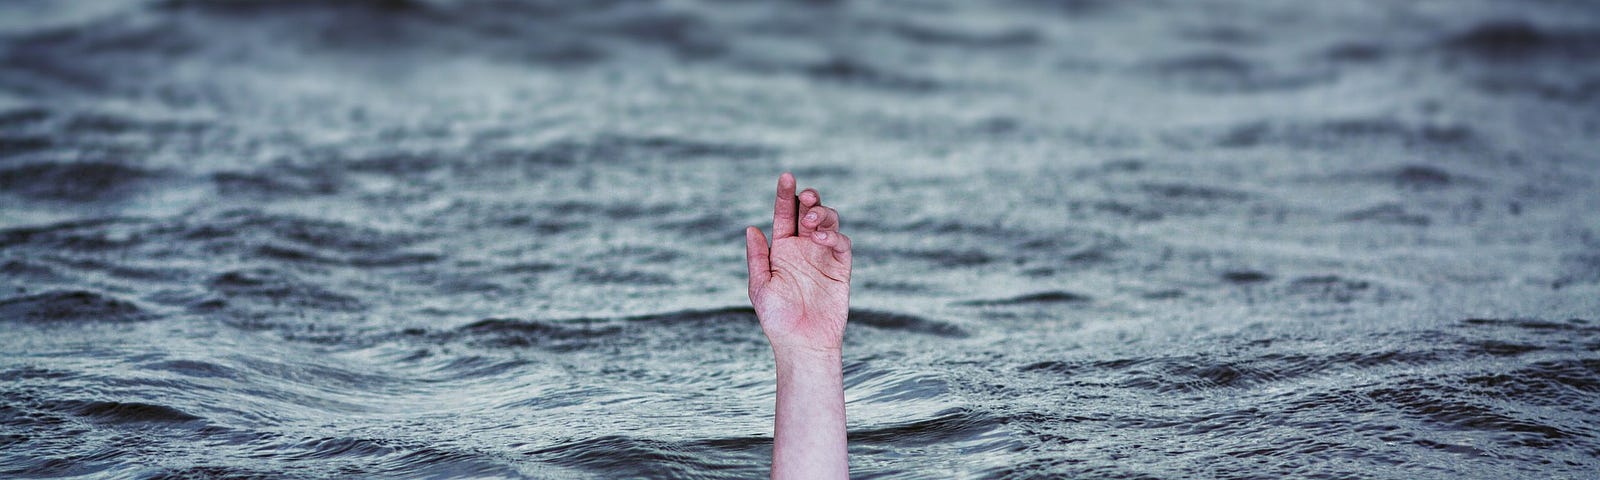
[744,226,770,298]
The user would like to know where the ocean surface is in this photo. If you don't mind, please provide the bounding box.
[2,0,1599,478]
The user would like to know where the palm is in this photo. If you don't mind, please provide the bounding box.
[745,173,853,353]
[755,236,850,349]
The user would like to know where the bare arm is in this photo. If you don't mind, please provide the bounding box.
[745,172,852,480]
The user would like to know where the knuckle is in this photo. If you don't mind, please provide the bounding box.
[823,209,840,226]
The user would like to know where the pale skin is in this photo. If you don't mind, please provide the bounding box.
[745,172,851,480]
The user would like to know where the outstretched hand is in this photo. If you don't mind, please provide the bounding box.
[745,172,852,356]
[746,172,852,480]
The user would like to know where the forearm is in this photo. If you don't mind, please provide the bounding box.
[772,347,848,480]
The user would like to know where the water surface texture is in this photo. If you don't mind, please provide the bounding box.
[3,0,1599,478]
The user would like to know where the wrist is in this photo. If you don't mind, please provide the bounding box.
[771,345,844,374]
[771,344,842,366]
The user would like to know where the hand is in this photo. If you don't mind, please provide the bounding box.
[745,172,852,480]
[744,172,853,356]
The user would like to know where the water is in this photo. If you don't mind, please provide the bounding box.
[2,0,1598,478]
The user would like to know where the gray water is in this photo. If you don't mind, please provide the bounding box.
[2,0,1599,478]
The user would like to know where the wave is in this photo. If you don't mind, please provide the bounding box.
[1442,19,1600,60]
[0,161,165,201]
[457,306,968,352]
[884,20,1042,49]
[953,290,1092,307]
[213,169,343,198]
[1221,269,1271,284]
[461,317,623,351]
[1555,254,1600,288]
[1020,347,1446,394]
[1282,275,1403,304]
[0,290,149,323]
[531,434,762,479]
[2,0,1597,477]
[70,400,204,424]
[849,407,1000,447]
[850,309,969,338]
[1338,203,1432,226]
[480,134,774,171]
[1217,116,1478,149]
[1328,164,1463,190]
[802,56,943,92]
[0,133,51,156]
[1018,318,1597,404]
[206,268,364,313]
[156,0,732,64]
[0,106,50,127]
[1144,52,1334,93]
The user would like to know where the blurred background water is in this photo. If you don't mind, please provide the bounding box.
[2,0,1599,478]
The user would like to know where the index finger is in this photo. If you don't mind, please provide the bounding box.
[772,172,798,239]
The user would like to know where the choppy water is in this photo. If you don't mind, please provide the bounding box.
[2,0,1599,478]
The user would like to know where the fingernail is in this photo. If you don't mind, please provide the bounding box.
[805,212,817,222]
[814,231,827,240]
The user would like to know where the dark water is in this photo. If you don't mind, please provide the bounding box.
[2,0,1599,478]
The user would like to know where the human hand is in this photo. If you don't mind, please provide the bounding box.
[744,172,852,357]
[745,172,852,479]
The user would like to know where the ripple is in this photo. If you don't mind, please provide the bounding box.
[461,317,623,351]
[1098,357,1293,393]
[135,465,284,479]
[1555,254,1600,288]
[1144,52,1331,93]
[570,267,675,286]
[1218,117,1477,149]
[214,210,421,253]
[1461,317,1596,333]
[0,162,164,201]
[1442,19,1600,60]
[274,435,403,461]
[502,134,774,167]
[455,306,763,353]
[1323,42,1386,62]
[0,134,51,156]
[850,309,969,338]
[70,400,203,424]
[1283,275,1401,304]
[532,435,759,479]
[1338,203,1432,226]
[892,247,997,267]
[0,106,50,128]
[1465,359,1600,411]
[1325,164,1471,191]
[953,290,1092,307]
[0,259,61,283]
[1022,344,1450,393]
[846,366,951,403]
[459,306,967,353]
[885,20,1041,48]
[0,0,1596,478]
[803,56,941,91]
[213,170,342,198]
[848,408,1000,447]
[1390,165,1454,188]
[0,290,150,323]
[1138,182,1251,201]
[1366,382,1579,445]
[142,359,242,380]
[1221,269,1272,284]
[207,268,363,312]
